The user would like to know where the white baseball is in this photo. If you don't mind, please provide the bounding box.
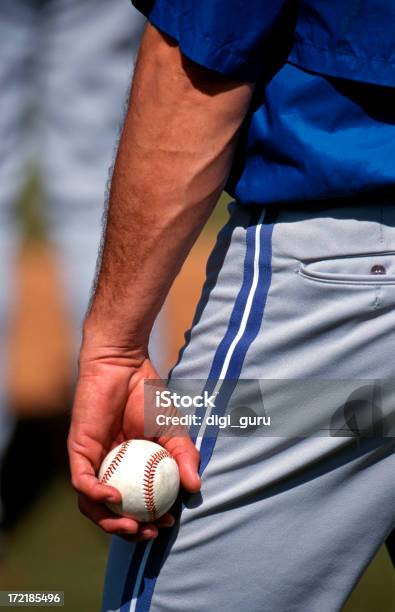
[98,439,180,522]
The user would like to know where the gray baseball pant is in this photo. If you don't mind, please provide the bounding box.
[102,201,395,612]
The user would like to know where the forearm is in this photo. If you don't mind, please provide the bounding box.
[85,24,253,351]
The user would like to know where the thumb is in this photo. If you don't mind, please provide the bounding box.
[162,436,201,494]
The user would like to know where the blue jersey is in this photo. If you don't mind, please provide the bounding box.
[133,0,395,206]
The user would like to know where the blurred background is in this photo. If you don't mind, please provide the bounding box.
[0,1,393,611]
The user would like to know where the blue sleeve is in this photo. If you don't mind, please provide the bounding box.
[132,0,289,81]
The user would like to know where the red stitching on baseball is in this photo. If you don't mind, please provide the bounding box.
[100,441,130,485]
[143,449,172,520]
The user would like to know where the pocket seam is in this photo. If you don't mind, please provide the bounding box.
[298,260,395,286]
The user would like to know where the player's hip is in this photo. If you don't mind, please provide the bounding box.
[172,200,395,382]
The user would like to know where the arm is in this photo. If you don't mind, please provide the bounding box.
[68,23,254,540]
[88,24,253,345]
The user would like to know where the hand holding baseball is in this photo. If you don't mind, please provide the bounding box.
[99,439,180,522]
[68,346,201,542]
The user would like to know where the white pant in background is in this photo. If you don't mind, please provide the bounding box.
[0,0,164,469]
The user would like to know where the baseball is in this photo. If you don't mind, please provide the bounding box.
[98,439,180,522]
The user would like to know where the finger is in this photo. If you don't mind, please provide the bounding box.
[118,520,171,542]
[118,523,160,542]
[121,513,175,541]
[161,436,201,493]
[155,513,175,528]
[118,529,159,543]
[70,448,122,505]
[78,494,139,535]
[117,533,156,543]
[115,514,174,543]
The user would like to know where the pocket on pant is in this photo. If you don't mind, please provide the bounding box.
[298,251,395,285]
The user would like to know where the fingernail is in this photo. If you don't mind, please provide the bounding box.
[107,495,119,503]
[141,529,157,539]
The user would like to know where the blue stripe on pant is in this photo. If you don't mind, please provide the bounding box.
[118,206,276,612]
